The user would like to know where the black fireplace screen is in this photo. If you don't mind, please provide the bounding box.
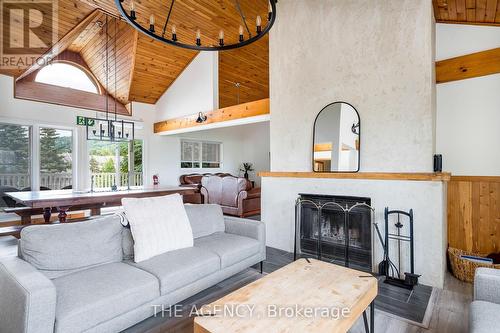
[294,194,373,272]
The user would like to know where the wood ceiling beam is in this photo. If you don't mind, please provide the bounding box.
[16,9,103,81]
[436,47,500,83]
[15,81,130,115]
[154,98,269,134]
[126,30,139,102]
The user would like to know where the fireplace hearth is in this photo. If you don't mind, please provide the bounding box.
[295,194,373,272]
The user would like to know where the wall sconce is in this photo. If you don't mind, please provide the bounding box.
[196,112,208,123]
[351,122,360,135]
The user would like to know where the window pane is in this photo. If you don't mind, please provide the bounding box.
[0,124,31,210]
[36,63,99,94]
[181,141,193,161]
[202,142,220,163]
[89,140,143,189]
[39,128,72,190]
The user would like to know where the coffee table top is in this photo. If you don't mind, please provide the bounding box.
[194,258,377,333]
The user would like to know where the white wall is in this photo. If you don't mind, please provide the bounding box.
[436,24,500,176]
[147,121,270,187]
[269,0,436,173]
[155,52,218,122]
[436,24,500,61]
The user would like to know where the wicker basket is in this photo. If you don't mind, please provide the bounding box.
[448,247,500,283]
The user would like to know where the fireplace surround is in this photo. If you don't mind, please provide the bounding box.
[294,194,373,272]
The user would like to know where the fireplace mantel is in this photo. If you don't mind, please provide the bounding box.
[258,172,451,182]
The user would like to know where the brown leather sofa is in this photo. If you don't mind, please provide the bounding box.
[179,173,231,204]
[200,174,261,217]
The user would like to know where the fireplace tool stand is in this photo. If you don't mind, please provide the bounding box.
[383,207,420,289]
[294,199,375,269]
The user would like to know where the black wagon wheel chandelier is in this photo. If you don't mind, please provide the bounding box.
[115,0,277,51]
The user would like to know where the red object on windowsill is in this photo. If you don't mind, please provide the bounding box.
[153,174,159,185]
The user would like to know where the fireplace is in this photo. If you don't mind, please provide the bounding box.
[295,194,372,272]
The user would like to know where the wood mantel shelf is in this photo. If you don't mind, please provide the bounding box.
[258,172,451,182]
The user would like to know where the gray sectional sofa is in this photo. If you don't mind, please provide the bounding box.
[0,204,266,333]
[470,268,500,333]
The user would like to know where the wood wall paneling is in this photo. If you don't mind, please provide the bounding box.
[436,47,500,83]
[448,176,500,254]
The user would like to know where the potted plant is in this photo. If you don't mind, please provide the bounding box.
[240,163,254,180]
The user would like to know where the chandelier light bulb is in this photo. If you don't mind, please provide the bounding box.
[219,29,224,46]
[256,15,262,34]
[196,29,201,46]
[130,0,136,20]
[149,14,155,32]
[268,2,273,20]
[172,24,177,41]
[239,25,244,42]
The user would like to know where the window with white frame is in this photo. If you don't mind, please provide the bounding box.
[181,140,222,169]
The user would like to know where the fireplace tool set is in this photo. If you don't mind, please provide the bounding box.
[374,207,420,289]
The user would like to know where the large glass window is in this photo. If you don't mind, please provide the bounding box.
[88,140,143,189]
[181,139,221,169]
[39,127,73,190]
[0,123,31,209]
[35,63,99,94]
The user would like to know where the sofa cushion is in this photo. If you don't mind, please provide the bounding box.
[185,204,225,239]
[194,232,260,268]
[470,301,500,333]
[128,246,220,295]
[52,262,159,333]
[19,215,123,279]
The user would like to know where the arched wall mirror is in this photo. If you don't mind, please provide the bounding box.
[313,102,360,172]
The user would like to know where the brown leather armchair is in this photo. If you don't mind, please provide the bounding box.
[200,175,261,218]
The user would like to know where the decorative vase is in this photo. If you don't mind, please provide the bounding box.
[244,171,249,179]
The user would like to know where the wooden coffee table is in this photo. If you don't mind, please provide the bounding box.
[194,258,377,333]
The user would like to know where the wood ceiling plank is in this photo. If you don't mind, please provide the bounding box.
[436,47,500,83]
[456,0,467,20]
[485,0,499,21]
[448,0,458,20]
[476,0,488,21]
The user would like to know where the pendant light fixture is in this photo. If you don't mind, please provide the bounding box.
[115,0,277,51]
[86,16,135,142]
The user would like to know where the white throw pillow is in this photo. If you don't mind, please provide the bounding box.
[121,194,194,262]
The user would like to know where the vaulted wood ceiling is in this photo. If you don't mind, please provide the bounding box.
[1,1,497,108]
[433,0,500,25]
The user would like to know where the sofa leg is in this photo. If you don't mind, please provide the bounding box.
[260,261,263,274]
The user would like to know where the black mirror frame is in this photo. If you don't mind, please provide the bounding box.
[312,101,361,173]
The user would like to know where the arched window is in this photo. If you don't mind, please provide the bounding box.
[35,62,100,94]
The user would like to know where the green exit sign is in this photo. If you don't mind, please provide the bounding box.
[76,116,95,126]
